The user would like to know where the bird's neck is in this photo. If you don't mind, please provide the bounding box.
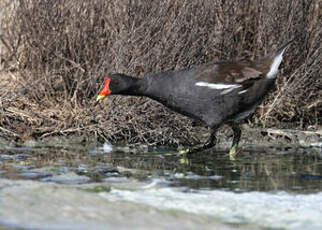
[120,76,149,97]
[120,73,175,106]
[122,74,169,105]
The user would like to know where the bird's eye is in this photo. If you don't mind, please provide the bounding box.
[114,80,119,85]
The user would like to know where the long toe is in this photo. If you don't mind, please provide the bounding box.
[178,144,206,155]
[179,148,191,155]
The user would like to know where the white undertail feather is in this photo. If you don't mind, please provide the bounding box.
[266,47,287,79]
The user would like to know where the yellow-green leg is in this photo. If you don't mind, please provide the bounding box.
[229,124,241,159]
[179,127,217,154]
[203,128,217,150]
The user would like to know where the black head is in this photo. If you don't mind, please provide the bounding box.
[97,73,139,101]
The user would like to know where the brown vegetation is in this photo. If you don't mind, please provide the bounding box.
[0,0,321,145]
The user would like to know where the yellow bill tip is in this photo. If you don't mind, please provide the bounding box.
[96,94,106,102]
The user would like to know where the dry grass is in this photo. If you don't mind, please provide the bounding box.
[0,0,321,145]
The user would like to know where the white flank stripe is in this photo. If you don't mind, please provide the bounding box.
[238,89,248,94]
[221,88,236,95]
[195,82,241,90]
[266,48,286,79]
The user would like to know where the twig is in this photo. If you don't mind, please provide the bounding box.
[266,128,322,136]
[0,126,18,136]
[55,53,86,73]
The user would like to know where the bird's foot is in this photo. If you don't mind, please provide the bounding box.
[178,148,191,155]
[229,144,241,160]
[178,144,205,155]
[178,136,217,155]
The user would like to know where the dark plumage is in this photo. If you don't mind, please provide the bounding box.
[97,42,292,157]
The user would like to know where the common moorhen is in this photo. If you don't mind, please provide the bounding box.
[97,42,292,157]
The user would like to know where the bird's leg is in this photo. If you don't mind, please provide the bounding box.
[203,128,217,150]
[179,126,217,154]
[229,123,241,158]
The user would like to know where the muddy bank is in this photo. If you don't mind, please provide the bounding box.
[1,125,321,154]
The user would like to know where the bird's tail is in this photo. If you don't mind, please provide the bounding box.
[266,40,293,79]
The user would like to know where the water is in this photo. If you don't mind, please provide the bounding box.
[0,140,321,230]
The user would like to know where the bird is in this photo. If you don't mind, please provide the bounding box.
[96,41,292,157]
